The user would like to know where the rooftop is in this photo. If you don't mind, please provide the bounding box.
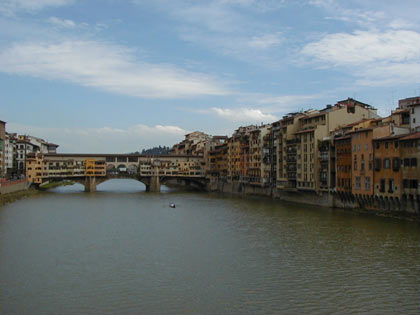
[348,127,373,134]
[295,128,315,134]
[399,132,420,141]
[373,134,407,141]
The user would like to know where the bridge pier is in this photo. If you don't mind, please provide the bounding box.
[85,176,97,192]
[148,176,160,193]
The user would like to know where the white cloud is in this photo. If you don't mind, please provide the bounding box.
[7,122,188,153]
[211,107,276,122]
[248,33,283,49]
[95,23,108,31]
[388,19,417,30]
[47,16,76,28]
[179,29,285,66]
[355,63,420,87]
[175,3,243,33]
[309,0,386,28]
[301,29,420,86]
[257,94,323,112]
[1,0,73,15]
[142,0,286,65]
[301,30,420,66]
[0,40,230,99]
[310,0,420,31]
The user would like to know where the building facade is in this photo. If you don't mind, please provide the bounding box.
[400,132,420,203]
[0,120,5,178]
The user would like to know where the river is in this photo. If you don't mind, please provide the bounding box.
[1,179,419,314]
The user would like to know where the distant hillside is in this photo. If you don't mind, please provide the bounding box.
[135,145,171,155]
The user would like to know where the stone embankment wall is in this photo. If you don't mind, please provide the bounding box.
[208,179,420,216]
[208,180,333,207]
[0,179,35,207]
[0,179,30,195]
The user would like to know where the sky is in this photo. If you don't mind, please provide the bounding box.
[1,0,419,153]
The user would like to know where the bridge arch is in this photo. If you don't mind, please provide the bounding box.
[159,176,207,191]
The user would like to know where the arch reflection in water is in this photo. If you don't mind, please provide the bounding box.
[50,178,176,193]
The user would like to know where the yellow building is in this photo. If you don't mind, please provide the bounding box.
[85,159,106,177]
[26,153,44,184]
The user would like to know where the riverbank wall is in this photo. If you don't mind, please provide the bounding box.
[0,179,39,207]
[0,179,30,195]
[209,180,334,207]
[207,179,420,220]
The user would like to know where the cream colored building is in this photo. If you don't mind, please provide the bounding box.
[248,125,271,186]
[276,99,379,192]
[276,113,304,189]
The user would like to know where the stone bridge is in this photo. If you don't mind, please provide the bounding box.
[27,153,207,192]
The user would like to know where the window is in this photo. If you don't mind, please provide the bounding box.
[404,158,410,167]
[354,155,357,171]
[394,141,399,148]
[385,142,389,149]
[361,154,365,171]
[356,176,361,190]
[411,180,418,189]
[369,154,373,170]
[411,158,417,167]
[375,142,380,149]
[380,179,385,193]
[388,179,394,193]
[403,179,409,188]
[383,158,390,169]
[365,144,368,151]
[392,158,400,172]
[365,176,370,190]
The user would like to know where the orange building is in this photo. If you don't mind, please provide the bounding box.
[372,135,404,199]
[208,142,228,178]
[335,135,352,193]
[399,132,420,203]
[350,128,374,196]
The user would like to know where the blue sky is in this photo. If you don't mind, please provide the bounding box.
[1,0,419,153]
